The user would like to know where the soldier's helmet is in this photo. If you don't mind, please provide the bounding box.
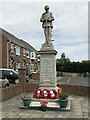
[44,5,49,10]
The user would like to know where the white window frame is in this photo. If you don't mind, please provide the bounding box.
[23,49,26,56]
[31,64,34,71]
[26,50,30,58]
[16,63,20,71]
[31,52,36,59]
[11,44,14,53]
[16,46,20,55]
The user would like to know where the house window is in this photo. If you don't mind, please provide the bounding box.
[16,63,20,71]
[11,64,15,70]
[23,49,26,56]
[31,52,36,58]
[23,62,26,68]
[31,64,34,71]
[38,55,40,61]
[16,46,20,55]
[26,50,29,58]
[11,44,14,52]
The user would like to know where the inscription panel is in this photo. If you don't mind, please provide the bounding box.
[40,55,56,86]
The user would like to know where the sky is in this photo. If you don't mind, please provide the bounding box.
[0,0,89,62]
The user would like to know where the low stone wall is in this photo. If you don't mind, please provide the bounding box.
[24,83,89,97]
[31,73,40,80]
[1,84,23,101]
[24,83,89,96]
[57,84,89,97]
[57,72,80,77]
[23,83,39,93]
[1,83,89,101]
[1,69,89,101]
[1,83,39,101]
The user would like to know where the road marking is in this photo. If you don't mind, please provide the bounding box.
[67,78,70,84]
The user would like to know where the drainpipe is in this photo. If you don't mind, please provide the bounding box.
[7,39,11,68]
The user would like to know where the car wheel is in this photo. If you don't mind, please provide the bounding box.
[4,84,9,88]
[15,79,18,84]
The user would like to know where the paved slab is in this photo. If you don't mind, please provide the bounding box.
[20,97,71,110]
[1,93,89,119]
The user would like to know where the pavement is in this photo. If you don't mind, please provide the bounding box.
[1,93,89,119]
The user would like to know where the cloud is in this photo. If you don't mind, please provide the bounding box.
[0,2,88,61]
[55,43,88,62]
[0,0,89,2]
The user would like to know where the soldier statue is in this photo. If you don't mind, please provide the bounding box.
[40,5,54,44]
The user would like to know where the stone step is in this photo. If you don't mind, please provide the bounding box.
[32,96,71,102]
[32,98,59,102]
[20,99,72,111]
[30,101,60,108]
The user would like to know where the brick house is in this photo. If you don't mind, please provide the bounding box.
[82,60,90,63]
[0,28,39,72]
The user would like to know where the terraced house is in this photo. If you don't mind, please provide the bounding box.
[0,28,39,72]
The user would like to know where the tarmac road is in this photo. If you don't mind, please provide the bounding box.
[9,77,88,87]
[57,77,88,86]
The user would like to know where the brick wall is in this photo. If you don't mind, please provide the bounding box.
[1,83,39,101]
[1,69,89,101]
[18,69,26,84]
[0,34,2,68]
[57,84,89,97]
[0,34,31,70]
[1,84,23,101]
[32,73,40,80]
[23,83,39,93]
[9,43,31,71]
[23,83,89,97]
[1,83,89,101]
[2,35,8,68]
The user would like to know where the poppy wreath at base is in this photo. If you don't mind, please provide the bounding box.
[42,89,50,98]
[34,87,42,99]
[34,87,62,99]
[49,89,58,99]
[58,88,62,94]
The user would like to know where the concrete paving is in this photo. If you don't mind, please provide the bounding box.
[1,93,89,119]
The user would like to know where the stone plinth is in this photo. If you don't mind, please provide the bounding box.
[20,97,72,111]
[38,49,58,90]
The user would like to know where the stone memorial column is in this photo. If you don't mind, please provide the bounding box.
[39,5,58,91]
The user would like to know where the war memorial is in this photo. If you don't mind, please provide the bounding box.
[20,5,71,110]
[1,4,88,119]
[1,5,88,119]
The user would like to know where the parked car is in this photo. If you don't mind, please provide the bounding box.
[0,75,9,88]
[0,69,18,83]
[35,70,40,73]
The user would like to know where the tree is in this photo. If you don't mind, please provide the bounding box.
[56,52,71,72]
[59,52,70,64]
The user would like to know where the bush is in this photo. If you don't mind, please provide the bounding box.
[58,92,69,99]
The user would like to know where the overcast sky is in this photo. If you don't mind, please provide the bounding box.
[0,1,89,62]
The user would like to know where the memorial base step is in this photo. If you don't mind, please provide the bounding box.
[20,97,72,111]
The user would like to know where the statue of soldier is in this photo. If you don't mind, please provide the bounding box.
[40,5,54,44]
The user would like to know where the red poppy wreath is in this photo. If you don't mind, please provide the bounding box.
[34,87,42,99]
[42,89,50,98]
[49,89,58,99]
